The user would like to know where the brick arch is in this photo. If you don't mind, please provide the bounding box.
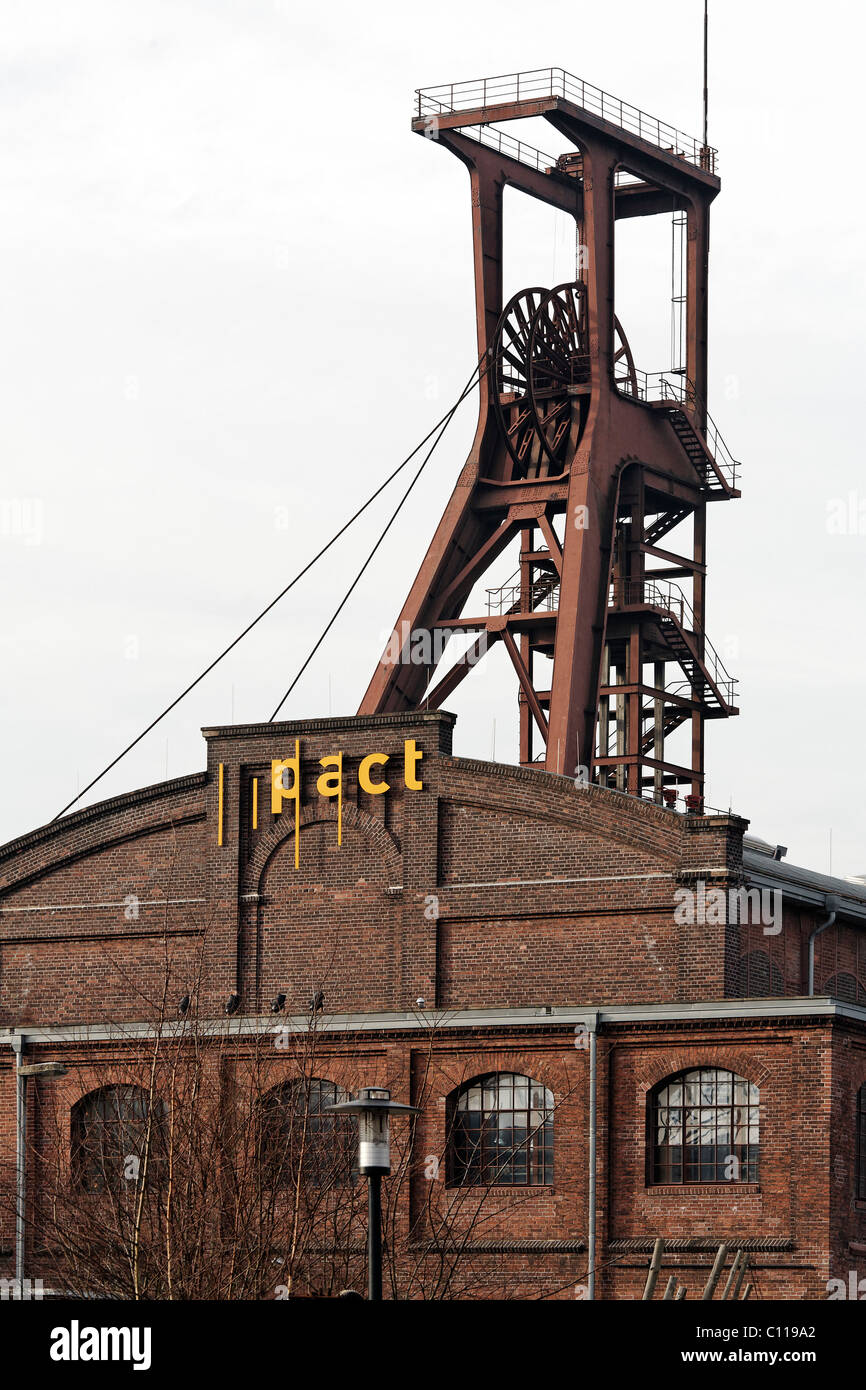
[258,1073,351,1099]
[249,805,401,1014]
[245,800,401,896]
[635,1048,771,1094]
[435,1050,581,1107]
[735,950,785,998]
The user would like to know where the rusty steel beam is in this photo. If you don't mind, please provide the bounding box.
[501,628,549,740]
[423,632,500,709]
[413,97,720,195]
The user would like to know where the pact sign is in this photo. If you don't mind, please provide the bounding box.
[267,738,424,867]
[216,740,424,858]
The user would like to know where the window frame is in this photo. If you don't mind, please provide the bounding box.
[646,1067,759,1187]
[446,1071,554,1190]
[257,1076,357,1190]
[71,1084,163,1195]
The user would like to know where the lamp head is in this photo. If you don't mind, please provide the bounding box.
[323,1086,420,1176]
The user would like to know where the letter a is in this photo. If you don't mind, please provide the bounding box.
[317,753,343,845]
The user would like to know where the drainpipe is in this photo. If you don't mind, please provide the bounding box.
[808,894,839,996]
[587,1010,598,1301]
[12,1034,25,1287]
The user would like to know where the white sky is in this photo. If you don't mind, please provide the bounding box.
[0,0,863,877]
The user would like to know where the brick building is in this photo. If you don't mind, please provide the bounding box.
[1,62,862,1305]
[1,708,864,1298]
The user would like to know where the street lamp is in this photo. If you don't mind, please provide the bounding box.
[324,1086,419,1301]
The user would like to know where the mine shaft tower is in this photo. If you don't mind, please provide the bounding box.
[359,68,740,804]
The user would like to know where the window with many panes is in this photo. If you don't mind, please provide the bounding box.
[258,1077,356,1188]
[71,1085,162,1194]
[447,1072,553,1187]
[649,1067,759,1185]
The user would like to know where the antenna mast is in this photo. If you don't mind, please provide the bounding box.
[703,0,709,148]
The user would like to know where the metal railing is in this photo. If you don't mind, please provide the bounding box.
[608,577,737,706]
[601,682,692,755]
[624,371,740,492]
[594,778,735,818]
[416,116,674,188]
[415,67,717,173]
[484,573,737,706]
[417,110,557,174]
[486,575,559,615]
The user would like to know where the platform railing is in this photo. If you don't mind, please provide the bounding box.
[608,577,737,706]
[415,67,717,173]
[416,103,557,174]
[486,574,559,615]
[624,370,740,491]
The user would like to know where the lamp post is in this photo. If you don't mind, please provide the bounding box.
[324,1086,419,1301]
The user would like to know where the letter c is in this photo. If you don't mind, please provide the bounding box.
[359,752,390,794]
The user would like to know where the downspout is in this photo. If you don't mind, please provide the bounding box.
[12,1033,25,1287]
[587,1010,598,1300]
[808,895,839,996]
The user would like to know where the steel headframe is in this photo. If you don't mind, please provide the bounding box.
[358,70,740,803]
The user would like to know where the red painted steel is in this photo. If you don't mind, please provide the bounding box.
[358,74,740,802]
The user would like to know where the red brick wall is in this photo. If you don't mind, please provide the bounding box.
[828,1026,866,1294]
[0,779,206,1027]
[606,1025,832,1298]
[2,1019,851,1299]
[0,713,778,1024]
[254,816,399,1014]
[0,712,861,1299]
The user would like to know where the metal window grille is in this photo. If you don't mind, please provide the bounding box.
[71,1085,161,1194]
[448,1072,553,1187]
[650,1068,759,1185]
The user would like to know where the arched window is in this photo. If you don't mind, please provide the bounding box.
[649,1068,759,1185]
[736,951,783,998]
[447,1072,553,1187]
[857,1085,866,1201]
[258,1077,356,1188]
[71,1085,162,1194]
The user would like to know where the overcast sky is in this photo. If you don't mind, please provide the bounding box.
[0,0,862,877]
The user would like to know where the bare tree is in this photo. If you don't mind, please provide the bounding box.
[4,911,582,1300]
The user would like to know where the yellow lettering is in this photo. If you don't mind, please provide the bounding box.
[359,752,389,794]
[271,740,301,868]
[317,753,343,845]
[404,739,423,790]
